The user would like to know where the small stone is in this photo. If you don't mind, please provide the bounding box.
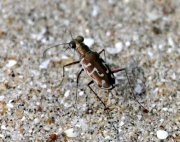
[148,51,153,58]
[115,42,123,50]
[79,91,84,96]
[63,103,72,108]
[106,42,123,54]
[39,59,50,69]
[104,135,111,140]
[0,96,5,101]
[125,41,130,47]
[147,11,160,21]
[162,107,168,111]
[21,116,26,121]
[0,84,7,91]
[76,119,88,131]
[6,60,17,68]
[168,37,175,48]
[91,5,100,17]
[137,115,142,120]
[124,0,130,3]
[84,38,94,47]
[156,130,168,140]
[15,109,24,119]
[64,90,70,98]
[1,125,6,130]
[134,84,143,94]
[64,128,79,137]
[171,73,176,80]
[31,29,46,41]
[108,0,116,5]
[0,31,7,38]
[160,119,164,123]
[44,126,51,131]
[0,134,4,139]
[6,103,14,109]
[119,121,124,127]
[61,55,69,59]
[50,133,58,140]
[106,31,111,37]
[33,118,40,124]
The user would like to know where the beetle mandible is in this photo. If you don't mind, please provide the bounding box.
[43,35,148,112]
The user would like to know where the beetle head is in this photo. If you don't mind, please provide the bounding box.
[76,35,84,43]
[68,35,84,49]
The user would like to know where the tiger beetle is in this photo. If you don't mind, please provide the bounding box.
[43,34,148,113]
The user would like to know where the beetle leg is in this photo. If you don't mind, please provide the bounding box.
[75,68,84,105]
[98,49,106,61]
[59,60,80,86]
[112,68,148,113]
[98,49,105,55]
[87,80,107,108]
[62,60,80,77]
[123,69,148,113]
[112,68,126,73]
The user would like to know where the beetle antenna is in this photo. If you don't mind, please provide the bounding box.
[69,30,74,40]
[43,43,69,58]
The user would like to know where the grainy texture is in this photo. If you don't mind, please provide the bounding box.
[0,0,179,141]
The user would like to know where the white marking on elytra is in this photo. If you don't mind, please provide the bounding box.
[87,67,104,77]
[80,58,104,82]
[80,58,91,68]
[84,63,91,68]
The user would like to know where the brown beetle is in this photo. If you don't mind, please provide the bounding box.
[44,35,148,112]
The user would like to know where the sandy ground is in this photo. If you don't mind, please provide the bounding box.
[0,0,179,141]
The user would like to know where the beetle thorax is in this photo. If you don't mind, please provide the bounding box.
[76,42,91,57]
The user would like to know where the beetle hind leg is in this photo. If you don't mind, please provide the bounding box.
[87,80,108,109]
[112,68,148,113]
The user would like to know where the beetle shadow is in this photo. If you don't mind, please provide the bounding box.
[113,64,147,100]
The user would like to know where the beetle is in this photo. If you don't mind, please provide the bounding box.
[43,35,148,112]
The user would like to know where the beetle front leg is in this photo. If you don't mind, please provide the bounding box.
[87,80,107,109]
[62,61,80,77]
[58,60,80,86]
[75,68,84,105]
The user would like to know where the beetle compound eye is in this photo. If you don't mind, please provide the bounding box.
[69,41,76,49]
[76,36,84,43]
